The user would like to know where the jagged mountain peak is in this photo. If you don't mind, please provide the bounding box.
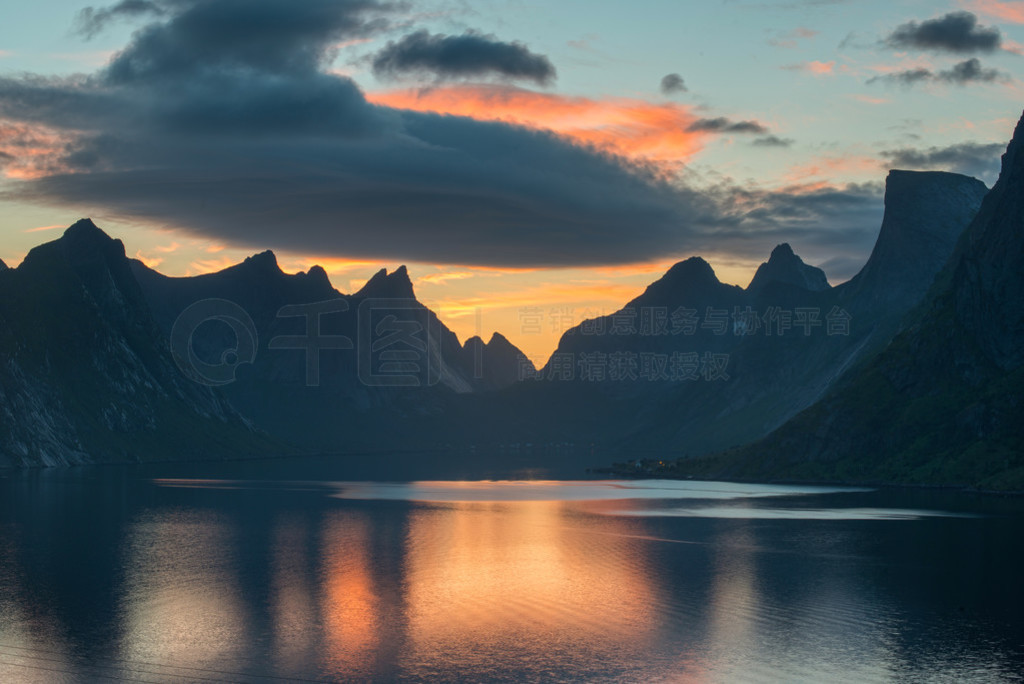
[301,264,333,290]
[627,255,736,309]
[243,249,280,271]
[664,256,716,281]
[61,217,124,253]
[355,264,416,299]
[747,242,830,293]
[488,331,513,347]
[63,217,104,238]
[463,335,485,350]
[20,218,127,275]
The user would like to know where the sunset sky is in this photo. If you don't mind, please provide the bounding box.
[2,0,1023,363]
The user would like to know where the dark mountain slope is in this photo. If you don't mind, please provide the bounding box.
[131,255,532,450]
[696,115,1024,490]
[0,220,271,466]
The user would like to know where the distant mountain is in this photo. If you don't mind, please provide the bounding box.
[354,265,416,299]
[459,333,535,391]
[696,115,1024,490]
[0,164,1000,475]
[130,252,531,450]
[0,257,7,271]
[463,170,987,456]
[0,220,271,466]
[747,243,829,294]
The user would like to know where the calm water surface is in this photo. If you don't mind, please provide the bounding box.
[1,456,1022,683]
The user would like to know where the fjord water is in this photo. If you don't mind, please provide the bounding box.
[1,458,1022,683]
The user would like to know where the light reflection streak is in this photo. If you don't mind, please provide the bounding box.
[399,500,669,679]
[118,511,248,669]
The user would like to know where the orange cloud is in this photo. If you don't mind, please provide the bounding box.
[867,56,935,75]
[0,121,74,180]
[186,257,242,276]
[962,0,1024,23]
[134,250,164,270]
[783,60,837,75]
[367,85,709,167]
[1003,38,1024,54]
[784,155,882,184]
[417,271,477,286]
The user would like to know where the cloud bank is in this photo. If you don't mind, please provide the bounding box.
[867,58,1008,86]
[0,0,882,269]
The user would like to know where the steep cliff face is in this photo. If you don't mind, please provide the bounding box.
[839,170,988,313]
[951,121,1024,372]
[489,170,986,456]
[0,220,269,467]
[701,117,1024,489]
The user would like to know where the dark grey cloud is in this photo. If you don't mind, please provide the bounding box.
[751,135,793,147]
[691,181,884,282]
[939,57,1006,84]
[687,117,769,134]
[881,141,1002,183]
[660,73,687,95]
[75,0,165,38]
[0,0,880,268]
[371,30,555,85]
[869,67,934,86]
[102,0,394,84]
[884,11,1001,54]
[867,58,1008,87]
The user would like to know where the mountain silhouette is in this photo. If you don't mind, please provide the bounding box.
[697,113,1024,489]
[747,243,829,294]
[456,169,987,458]
[130,249,531,449]
[0,144,1010,484]
[355,265,417,300]
[0,220,270,466]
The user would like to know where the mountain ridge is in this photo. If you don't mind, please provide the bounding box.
[0,220,273,467]
[686,114,1024,489]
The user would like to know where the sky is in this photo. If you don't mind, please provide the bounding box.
[1,0,1022,364]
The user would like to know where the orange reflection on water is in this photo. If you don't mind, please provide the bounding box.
[401,500,663,676]
[318,512,381,680]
